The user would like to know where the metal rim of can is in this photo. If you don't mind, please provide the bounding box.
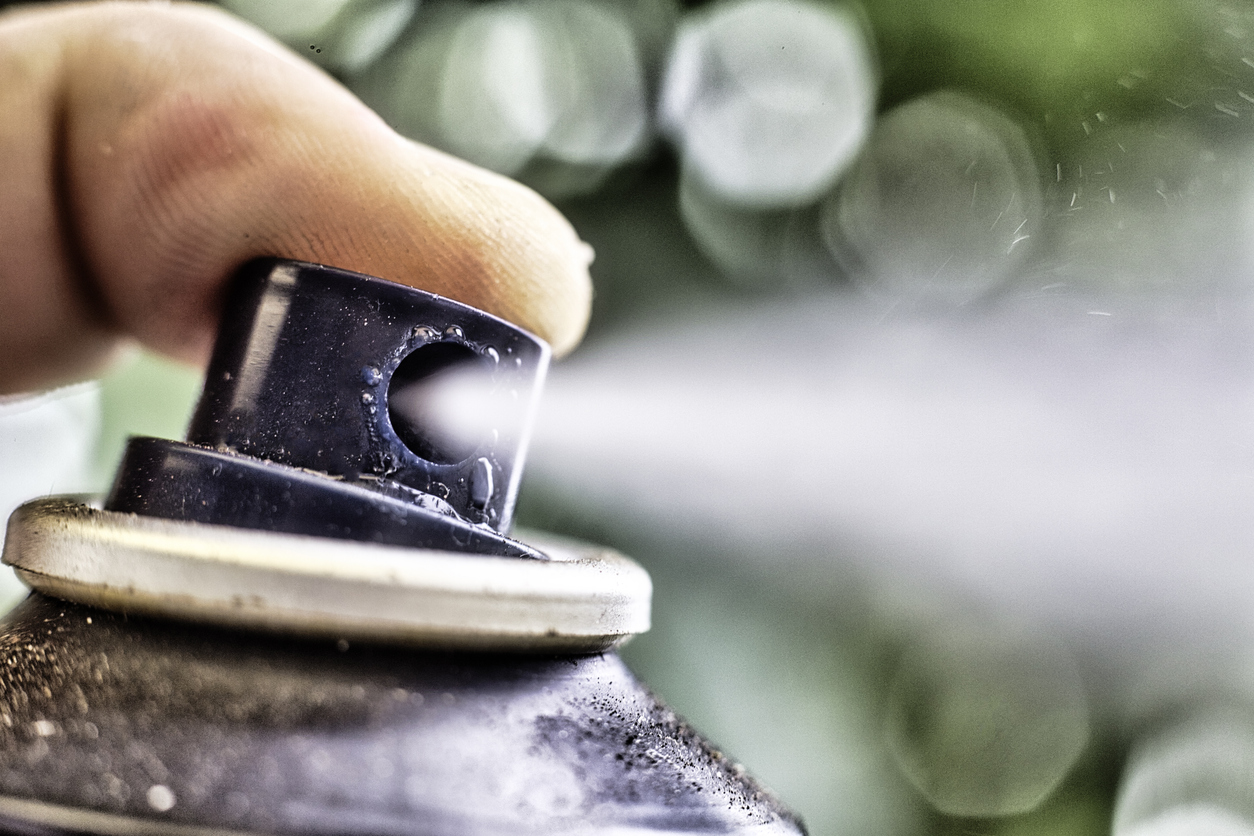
[0,794,255,836]
[2,496,651,652]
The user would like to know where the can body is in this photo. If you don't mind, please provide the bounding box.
[0,595,804,835]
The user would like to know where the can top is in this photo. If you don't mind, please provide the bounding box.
[4,259,651,650]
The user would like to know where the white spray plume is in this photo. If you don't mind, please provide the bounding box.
[526,292,1254,687]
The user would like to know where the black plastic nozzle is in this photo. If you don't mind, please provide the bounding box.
[105,258,550,559]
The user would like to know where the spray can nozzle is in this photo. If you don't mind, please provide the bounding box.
[106,258,548,559]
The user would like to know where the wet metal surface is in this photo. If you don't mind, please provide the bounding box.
[0,595,802,835]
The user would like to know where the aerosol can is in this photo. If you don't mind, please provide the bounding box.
[0,259,804,835]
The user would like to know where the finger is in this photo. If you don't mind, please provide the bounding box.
[0,1,593,394]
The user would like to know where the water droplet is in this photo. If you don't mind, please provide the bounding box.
[412,325,438,341]
[361,366,382,386]
[470,457,494,509]
[146,785,176,812]
[361,392,374,404]
[444,325,465,340]
[484,346,500,364]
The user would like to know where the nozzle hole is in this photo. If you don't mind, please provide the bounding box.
[387,342,490,465]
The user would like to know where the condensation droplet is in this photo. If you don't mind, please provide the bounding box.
[146,785,176,812]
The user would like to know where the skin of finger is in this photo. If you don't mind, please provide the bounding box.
[0,6,121,393]
[0,2,592,393]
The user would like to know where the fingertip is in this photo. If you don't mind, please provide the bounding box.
[58,3,593,362]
